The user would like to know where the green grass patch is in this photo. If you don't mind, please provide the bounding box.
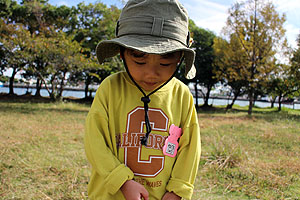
[0,102,90,199]
[195,106,300,199]
[0,102,300,199]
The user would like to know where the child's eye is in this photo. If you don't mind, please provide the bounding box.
[135,61,146,65]
[160,63,171,67]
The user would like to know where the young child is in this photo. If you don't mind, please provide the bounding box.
[84,0,201,199]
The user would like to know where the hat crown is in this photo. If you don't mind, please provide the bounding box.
[117,0,189,46]
[120,0,188,22]
[96,0,196,79]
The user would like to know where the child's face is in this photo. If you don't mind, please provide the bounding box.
[123,49,182,91]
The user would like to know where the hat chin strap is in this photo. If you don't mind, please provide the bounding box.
[120,50,184,146]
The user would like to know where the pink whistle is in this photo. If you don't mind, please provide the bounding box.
[163,124,182,157]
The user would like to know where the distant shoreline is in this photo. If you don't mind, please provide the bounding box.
[1,83,87,91]
[1,84,300,104]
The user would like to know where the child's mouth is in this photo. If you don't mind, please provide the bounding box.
[144,81,157,86]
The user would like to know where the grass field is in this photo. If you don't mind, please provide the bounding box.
[0,101,299,199]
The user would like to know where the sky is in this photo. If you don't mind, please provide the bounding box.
[46,0,300,49]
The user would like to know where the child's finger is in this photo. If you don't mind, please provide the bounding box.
[140,187,149,200]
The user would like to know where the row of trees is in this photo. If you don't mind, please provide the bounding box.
[190,0,300,114]
[0,0,121,100]
[1,0,300,114]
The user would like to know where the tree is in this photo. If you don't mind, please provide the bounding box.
[68,55,107,99]
[13,0,75,34]
[0,20,32,95]
[224,0,287,115]
[43,3,76,33]
[189,20,217,109]
[290,34,300,83]
[261,34,300,111]
[73,2,120,50]
[24,32,50,97]
[0,0,78,97]
[0,0,17,19]
[0,0,19,84]
[266,67,299,111]
[213,35,249,109]
[70,2,122,98]
[28,30,86,101]
[289,34,300,101]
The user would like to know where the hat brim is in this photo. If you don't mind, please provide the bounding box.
[96,35,196,79]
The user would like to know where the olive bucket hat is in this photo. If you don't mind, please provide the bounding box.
[96,0,196,79]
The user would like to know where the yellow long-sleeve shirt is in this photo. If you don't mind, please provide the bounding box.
[84,72,201,199]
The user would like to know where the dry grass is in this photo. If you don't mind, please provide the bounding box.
[0,102,300,199]
[194,107,300,199]
[0,102,90,199]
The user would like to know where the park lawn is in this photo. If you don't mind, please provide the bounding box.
[194,106,300,199]
[0,102,90,199]
[0,101,299,199]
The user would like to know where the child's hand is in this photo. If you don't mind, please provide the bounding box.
[162,192,181,200]
[121,180,149,200]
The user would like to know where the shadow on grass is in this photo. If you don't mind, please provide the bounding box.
[0,93,91,114]
[197,104,300,122]
[0,93,93,104]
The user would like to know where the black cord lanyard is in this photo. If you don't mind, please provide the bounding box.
[121,50,184,146]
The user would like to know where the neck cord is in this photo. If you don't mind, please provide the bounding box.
[121,50,184,146]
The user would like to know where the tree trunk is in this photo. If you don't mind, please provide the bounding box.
[271,96,276,108]
[226,90,240,110]
[49,77,56,101]
[85,75,91,99]
[9,67,17,95]
[248,89,254,115]
[35,78,41,97]
[58,71,67,99]
[203,86,211,107]
[278,94,283,111]
[194,82,199,110]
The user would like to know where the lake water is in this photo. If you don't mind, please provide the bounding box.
[1,86,299,109]
[199,98,300,109]
[0,87,95,99]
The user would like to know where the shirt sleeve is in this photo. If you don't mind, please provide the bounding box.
[166,94,201,200]
[84,85,134,195]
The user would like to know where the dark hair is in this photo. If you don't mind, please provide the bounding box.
[119,46,125,54]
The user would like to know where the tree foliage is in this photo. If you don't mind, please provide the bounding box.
[189,20,217,109]
[290,35,300,81]
[288,34,300,99]
[28,31,87,100]
[1,0,299,109]
[0,20,32,94]
[213,35,249,109]
[71,2,122,99]
[0,0,121,101]
[220,0,288,114]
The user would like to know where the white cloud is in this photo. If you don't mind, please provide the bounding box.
[57,1,69,6]
[284,23,299,48]
[181,0,299,48]
[181,0,232,35]
[48,0,71,6]
[274,0,300,12]
[272,0,300,48]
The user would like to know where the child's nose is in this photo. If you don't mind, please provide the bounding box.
[145,57,160,76]
[145,63,160,77]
